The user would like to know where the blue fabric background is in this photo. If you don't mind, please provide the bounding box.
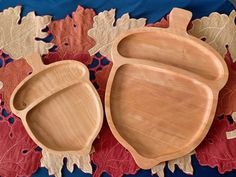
[0,0,235,176]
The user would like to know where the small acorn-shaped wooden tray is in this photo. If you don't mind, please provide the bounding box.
[10,53,103,155]
[105,8,228,168]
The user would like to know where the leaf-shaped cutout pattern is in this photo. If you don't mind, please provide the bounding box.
[196,115,236,174]
[43,5,96,66]
[189,10,236,60]
[226,112,236,139]
[151,162,165,177]
[0,106,41,177]
[0,51,13,68]
[167,152,194,175]
[0,6,53,59]
[147,16,169,28]
[88,9,146,59]
[95,62,113,102]
[0,59,32,110]
[151,152,194,177]
[41,150,92,177]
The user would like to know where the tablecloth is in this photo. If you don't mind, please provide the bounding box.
[0,0,235,177]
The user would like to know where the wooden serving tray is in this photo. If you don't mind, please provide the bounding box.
[10,53,103,155]
[105,8,228,168]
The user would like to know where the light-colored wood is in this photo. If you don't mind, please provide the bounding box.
[41,149,92,177]
[10,53,103,155]
[105,8,229,169]
[151,151,194,177]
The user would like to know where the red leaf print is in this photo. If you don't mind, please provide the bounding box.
[147,16,169,28]
[0,59,32,111]
[95,63,113,102]
[0,106,41,177]
[43,5,96,65]
[147,14,193,30]
[196,115,236,173]
[216,51,236,116]
[44,52,92,66]
[91,122,140,177]
[0,51,13,68]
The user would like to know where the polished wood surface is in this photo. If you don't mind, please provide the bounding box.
[10,53,103,155]
[105,8,228,169]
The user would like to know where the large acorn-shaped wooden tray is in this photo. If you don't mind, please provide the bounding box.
[10,53,103,155]
[105,8,228,168]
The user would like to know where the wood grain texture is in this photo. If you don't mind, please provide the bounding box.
[10,53,103,155]
[105,8,229,169]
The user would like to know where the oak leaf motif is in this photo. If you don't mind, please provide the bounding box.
[189,10,236,60]
[0,6,53,59]
[88,9,146,59]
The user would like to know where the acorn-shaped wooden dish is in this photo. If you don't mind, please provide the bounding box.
[105,8,228,168]
[10,53,103,155]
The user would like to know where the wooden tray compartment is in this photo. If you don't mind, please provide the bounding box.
[105,8,228,168]
[10,53,103,155]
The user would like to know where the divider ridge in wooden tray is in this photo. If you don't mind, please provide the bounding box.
[10,53,103,155]
[105,8,229,169]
